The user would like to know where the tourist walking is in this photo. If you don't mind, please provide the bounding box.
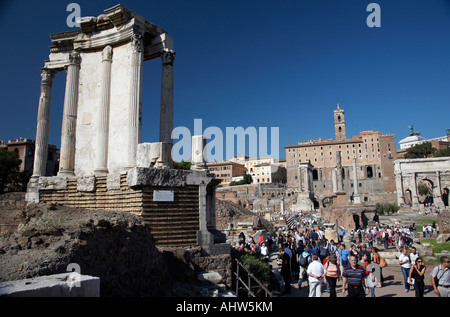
[337,244,351,273]
[280,247,292,294]
[430,256,450,297]
[358,253,375,297]
[324,254,340,297]
[366,230,373,249]
[372,247,384,286]
[409,247,420,265]
[399,248,411,293]
[307,254,326,297]
[409,257,426,297]
[342,255,370,297]
[298,247,311,289]
[382,228,389,249]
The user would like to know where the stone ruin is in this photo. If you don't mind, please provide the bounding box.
[25,4,228,255]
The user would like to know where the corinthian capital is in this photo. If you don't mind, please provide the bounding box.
[161,49,175,66]
[102,45,113,61]
[69,50,81,65]
[130,34,143,53]
[40,68,55,85]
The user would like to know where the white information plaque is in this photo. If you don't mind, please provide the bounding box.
[153,190,174,202]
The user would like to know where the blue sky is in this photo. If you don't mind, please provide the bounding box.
[1,0,449,161]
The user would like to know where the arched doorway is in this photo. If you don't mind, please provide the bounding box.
[417,179,434,206]
[442,188,449,207]
[404,189,412,206]
[353,214,360,230]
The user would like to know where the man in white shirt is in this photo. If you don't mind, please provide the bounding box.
[307,254,326,297]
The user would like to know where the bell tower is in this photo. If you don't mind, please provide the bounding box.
[334,104,346,141]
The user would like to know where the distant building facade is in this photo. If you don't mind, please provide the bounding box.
[397,129,449,159]
[285,104,397,204]
[207,161,247,185]
[0,138,59,176]
[228,155,287,184]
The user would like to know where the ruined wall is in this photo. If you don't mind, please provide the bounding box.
[38,174,200,247]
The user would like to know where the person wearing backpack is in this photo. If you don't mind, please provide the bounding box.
[430,256,450,297]
[298,247,311,289]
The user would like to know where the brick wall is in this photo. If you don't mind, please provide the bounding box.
[39,175,200,247]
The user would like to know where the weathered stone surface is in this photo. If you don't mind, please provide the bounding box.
[0,202,172,296]
[37,176,67,190]
[0,272,100,297]
[436,233,450,244]
[197,271,222,284]
[106,173,121,190]
[127,167,188,187]
[76,176,95,192]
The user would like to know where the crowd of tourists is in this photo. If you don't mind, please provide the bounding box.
[232,215,449,297]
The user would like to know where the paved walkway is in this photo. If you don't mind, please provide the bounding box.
[269,247,438,298]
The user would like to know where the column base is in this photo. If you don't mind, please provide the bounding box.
[94,168,108,176]
[57,170,75,177]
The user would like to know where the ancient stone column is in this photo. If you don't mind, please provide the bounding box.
[394,161,405,206]
[352,157,359,195]
[191,135,207,171]
[59,50,81,176]
[411,172,419,207]
[32,68,55,177]
[352,157,361,204]
[159,50,175,167]
[159,50,175,143]
[94,46,113,175]
[336,151,343,192]
[127,34,144,169]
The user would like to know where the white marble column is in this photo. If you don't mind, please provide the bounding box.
[127,34,144,169]
[59,50,81,176]
[352,158,358,194]
[411,172,419,206]
[395,173,405,205]
[191,135,207,171]
[352,157,361,204]
[32,68,55,177]
[94,46,113,175]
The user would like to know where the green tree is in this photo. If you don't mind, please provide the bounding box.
[0,148,24,194]
[230,173,253,186]
[434,147,450,157]
[404,142,435,159]
[173,160,191,170]
[375,202,400,216]
[418,184,431,196]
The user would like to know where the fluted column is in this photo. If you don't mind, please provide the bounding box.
[32,68,55,177]
[94,46,113,175]
[59,50,81,176]
[127,34,144,169]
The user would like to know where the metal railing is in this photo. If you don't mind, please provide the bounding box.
[234,259,274,297]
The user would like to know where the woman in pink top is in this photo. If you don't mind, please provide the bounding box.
[325,254,340,297]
